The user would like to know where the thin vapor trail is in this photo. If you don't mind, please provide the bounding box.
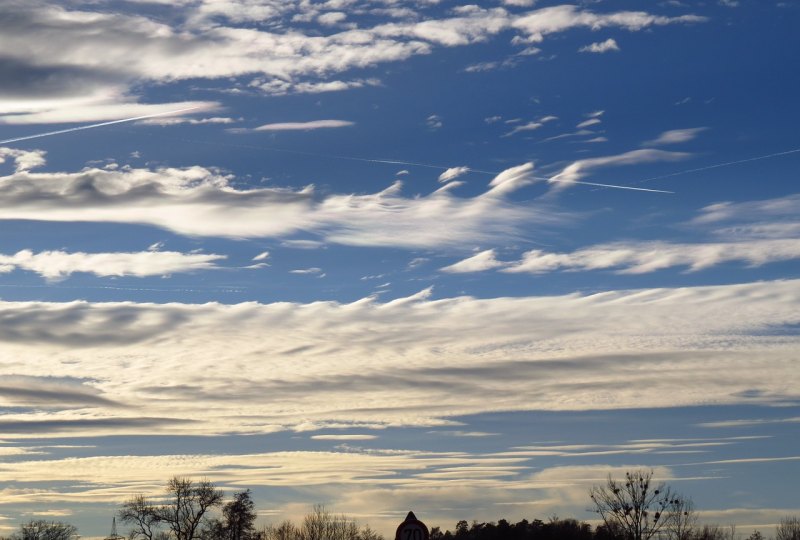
[318,155,673,191]
[172,135,674,194]
[0,106,201,145]
[327,158,674,192]
[636,147,800,184]
[546,178,673,193]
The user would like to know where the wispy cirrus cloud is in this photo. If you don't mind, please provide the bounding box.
[692,192,800,242]
[644,127,708,146]
[503,115,557,137]
[697,417,800,429]
[576,118,601,128]
[693,192,800,226]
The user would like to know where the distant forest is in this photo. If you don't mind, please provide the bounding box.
[4,471,798,540]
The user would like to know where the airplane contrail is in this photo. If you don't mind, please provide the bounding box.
[545,178,673,193]
[166,135,674,194]
[635,147,800,184]
[299,156,674,193]
[0,106,201,145]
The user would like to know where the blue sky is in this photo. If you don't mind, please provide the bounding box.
[0,0,798,537]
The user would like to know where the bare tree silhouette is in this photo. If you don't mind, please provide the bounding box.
[9,521,77,540]
[589,470,691,540]
[777,516,800,540]
[119,477,223,540]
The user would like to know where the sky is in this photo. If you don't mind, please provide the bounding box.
[0,0,799,537]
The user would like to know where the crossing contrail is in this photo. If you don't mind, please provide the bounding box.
[0,106,201,145]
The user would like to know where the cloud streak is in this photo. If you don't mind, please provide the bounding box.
[253,120,355,131]
[643,127,708,146]
[0,249,226,280]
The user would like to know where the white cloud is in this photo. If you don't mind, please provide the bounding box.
[0,2,704,121]
[697,417,800,429]
[253,251,270,261]
[0,250,225,280]
[443,192,800,276]
[249,78,381,96]
[464,61,502,73]
[548,149,692,188]
[694,193,800,225]
[644,127,708,146]
[289,267,323,274]
[576,118,601,128]
[501,239,800,274]
[691,193,800,245]
[0,449,527,497]
[438,166,470,183]
[512,6,705,44]
[139,116,237,126]
[503,115,557,137]
[0,147,46,172]
[440,249,508,273]
[540,129,596,143]
[426,114,443,130]
[281,239,326,249]
[0,279,797,438]
[253,120,355,131]
[486,162,538,195]
[310,434,377,440]
[0,447,625,533]
[0,160,561,248]
[578,38,620,53]
[318,11,347,26]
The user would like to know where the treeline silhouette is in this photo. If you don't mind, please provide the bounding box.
[3,472,799,540]
[429,517,795,540]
